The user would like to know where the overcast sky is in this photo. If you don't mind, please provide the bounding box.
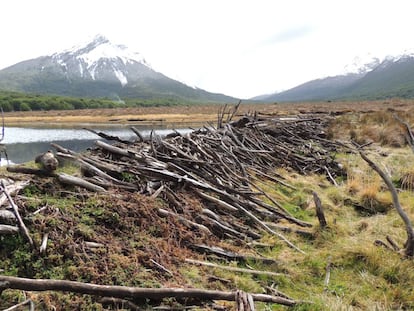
[1,0,414,99]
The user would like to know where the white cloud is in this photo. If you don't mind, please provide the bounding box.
[1,0,414,98]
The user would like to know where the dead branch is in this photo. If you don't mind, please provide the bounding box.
[0,224,19,235]
[40,233,49,255]
[386,235,400,252]
[185,259,286,277]
[0,180,29,207]
[0,275,297,307]
[191,244,279,265]
[57,173,106,192]
[323,256,332,291]
[6,166,56,177]
[100,297,141,311]
[2,299,35,311]
[360,151,414,257]
[394,114,414,153]
[83,127,132,144]
[0,180,34,248]
[158,208,212,235]
[0,210,16,224]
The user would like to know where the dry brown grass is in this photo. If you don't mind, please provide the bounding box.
[4,99,414,127]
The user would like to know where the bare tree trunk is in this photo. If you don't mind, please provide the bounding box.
[360,151,414,257]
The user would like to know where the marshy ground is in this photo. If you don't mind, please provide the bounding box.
[1,100,414,310]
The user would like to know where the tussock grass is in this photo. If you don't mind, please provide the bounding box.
[256,147,414,310]
[2,108,414,310]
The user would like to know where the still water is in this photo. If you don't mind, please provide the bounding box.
[1,125,192,165]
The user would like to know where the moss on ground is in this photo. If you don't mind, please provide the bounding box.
[1,109,414,310]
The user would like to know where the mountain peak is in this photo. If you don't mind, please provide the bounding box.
[341,53,381,76]
[49,35,152,86]
[55,34,148,68]
[92,34,110,45]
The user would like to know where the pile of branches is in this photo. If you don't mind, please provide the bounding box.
[3,106,347,309]
[43,107,344,252]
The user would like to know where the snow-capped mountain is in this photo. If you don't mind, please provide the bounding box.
[0,35,235,102]
[51,35,152,87]
[256,51,414,102]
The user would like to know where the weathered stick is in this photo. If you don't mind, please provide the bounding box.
[0,275,297,306]
[185,259,285,277]
[386,235,400,251]
[313,192,328,228]
[83,128,131,144]
[100,297,141,311]
[0,180,29,207]
[0,224,19,235]
[2,299,35,311]
[360,151,414,257]
[57,173,106,193]
[130,126,145,142]
[40,233,49,255]
[0,210,16,224]
[158,208,212,235]
[324,256,332,291]
[394,114,414,153]
[150,259,173,276]
[0,180,34,247]
[6,166,56,177]
[191,244,279,265]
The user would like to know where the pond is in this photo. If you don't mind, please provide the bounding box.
[0,124,194,165]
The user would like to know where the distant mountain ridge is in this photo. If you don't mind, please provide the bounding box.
[0,35,236,102]
[256,52,414,102]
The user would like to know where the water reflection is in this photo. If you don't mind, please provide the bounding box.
[5,140,97,164]
[1,125,194,165]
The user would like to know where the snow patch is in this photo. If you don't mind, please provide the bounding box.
[79,63,83,77]
[76,41,146,68]
[341,53,380,75]
[89,64,97,80]
[114,69,128,86]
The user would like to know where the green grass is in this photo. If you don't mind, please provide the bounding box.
[1,137,414,310]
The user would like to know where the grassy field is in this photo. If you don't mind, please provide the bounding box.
[1,100,414,310]
[3,98,413,126]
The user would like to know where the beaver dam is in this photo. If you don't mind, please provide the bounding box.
[1,105,414,310]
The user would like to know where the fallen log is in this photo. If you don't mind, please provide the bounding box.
[0,275,297,307]
[57,174,106,193]
[6,166,56,177]
[0,224,19,235]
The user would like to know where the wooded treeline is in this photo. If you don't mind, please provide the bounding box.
[0,91,192,112]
